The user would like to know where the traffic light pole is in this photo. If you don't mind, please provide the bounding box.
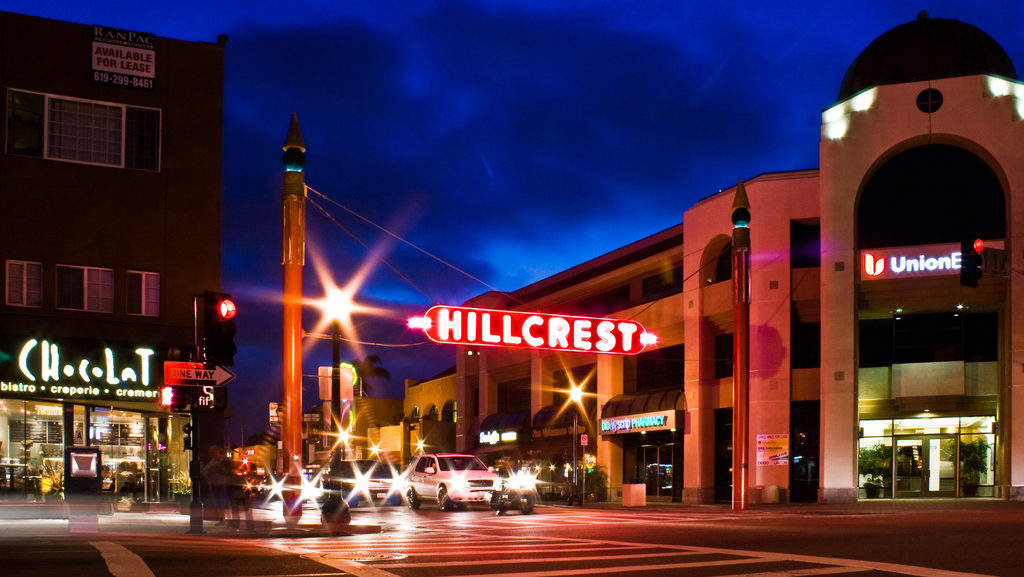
[186,411,204,534]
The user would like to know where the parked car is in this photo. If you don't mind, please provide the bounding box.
[403,453,499,510]
[321,459,400,507]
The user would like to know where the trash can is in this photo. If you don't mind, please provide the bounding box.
[64,446,103,533]
[622,479,646,507]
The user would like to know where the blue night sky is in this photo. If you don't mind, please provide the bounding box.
[15,1,1024,440]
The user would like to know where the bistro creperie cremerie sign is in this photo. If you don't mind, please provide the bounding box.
[410,305,655,354]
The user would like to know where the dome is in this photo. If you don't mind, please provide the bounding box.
[838,12,1016,100]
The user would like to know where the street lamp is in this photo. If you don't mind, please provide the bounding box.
[321,286,351,530]
[326,287,349,454]
[567,382,584,506]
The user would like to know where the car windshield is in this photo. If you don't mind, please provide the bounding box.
[437,456,488,472]
[353,461,393,479]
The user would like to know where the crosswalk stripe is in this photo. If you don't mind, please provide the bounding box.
[90,541,156,577]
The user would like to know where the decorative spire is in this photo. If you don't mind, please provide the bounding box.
[731,179,751,228]
[283,112,306,152]
[282,113,306,172]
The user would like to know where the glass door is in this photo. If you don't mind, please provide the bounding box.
[641,445,673,498]
[895,435,956,498]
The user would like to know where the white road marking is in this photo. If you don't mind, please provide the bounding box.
[90,541,156,577]
[265,526,998,577]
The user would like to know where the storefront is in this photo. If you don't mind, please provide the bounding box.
[601,390,683,501]
[858,416,995,499]
[0,335,189,504]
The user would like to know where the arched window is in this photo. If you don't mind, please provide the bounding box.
[425,404,438,421]
[857,145,1004,249]
[708,241,732,284]
[441,400,457,422]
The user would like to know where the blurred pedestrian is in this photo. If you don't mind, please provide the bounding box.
[227,449,255,531]
[203,445,230,525]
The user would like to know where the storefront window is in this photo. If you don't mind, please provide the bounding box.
[859,416,994,498]
[91,407,146,504]
[0,399,64,500]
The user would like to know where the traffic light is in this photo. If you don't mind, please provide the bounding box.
[182,422,194,452]
[160,385,191,412]
[960,239,983,288]
[203,290,237,366]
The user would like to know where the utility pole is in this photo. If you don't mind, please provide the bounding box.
[731,179,751,511]
[281,113,306,524]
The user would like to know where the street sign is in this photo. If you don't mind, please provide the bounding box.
[580,434,588,446]
[164,361,236,386]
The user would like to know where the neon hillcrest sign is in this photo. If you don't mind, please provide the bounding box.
[409,305,655,354]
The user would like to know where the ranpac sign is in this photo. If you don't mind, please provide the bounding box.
[409,305,655,354]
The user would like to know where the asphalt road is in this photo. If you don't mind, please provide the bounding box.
[2,499,1022,577]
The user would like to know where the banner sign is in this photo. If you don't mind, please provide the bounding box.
[410,305,655,354]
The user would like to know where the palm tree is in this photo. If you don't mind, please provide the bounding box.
[348,354,391,397]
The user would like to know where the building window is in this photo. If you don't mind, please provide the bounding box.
[714,333,733,378]
[642,265,684,299]
[497,377,531,413]
[636,343,685,391]
[56,265,113,312]
[7,89,160,171]
[709,242,733,284]
[6,260,42,307]
[127,271,160,316]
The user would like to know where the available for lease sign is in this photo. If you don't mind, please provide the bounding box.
[756,434,789,466]
[92,25,156,90]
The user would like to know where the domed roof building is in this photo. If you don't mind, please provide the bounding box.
[453,14,1024,506]
[839,11,1016,99]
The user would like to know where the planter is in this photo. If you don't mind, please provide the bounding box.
[864,483,882,499]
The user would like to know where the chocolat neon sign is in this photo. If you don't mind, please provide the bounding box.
[409,305,655,354]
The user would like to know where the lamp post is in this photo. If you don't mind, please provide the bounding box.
[321,287,352,530]
[567,383,584,506]
[281,113,306,525]
[731,179,751,511]
[326,287,346,450]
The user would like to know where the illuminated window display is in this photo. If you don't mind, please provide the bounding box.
[0,399,188,503]
[859,416,995,499]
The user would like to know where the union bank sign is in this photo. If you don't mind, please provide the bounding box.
[860,242,965,281]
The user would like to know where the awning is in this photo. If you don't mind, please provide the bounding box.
[479,410,530,433]
[600,388,685,419]
[533,399,596,428]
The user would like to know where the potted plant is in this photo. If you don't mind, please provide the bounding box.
[858,442,891,498]
[960,436,991,497]
[584,463,608,502]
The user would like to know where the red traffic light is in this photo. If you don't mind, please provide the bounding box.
[218,298,237,320]
[973,239,985,253]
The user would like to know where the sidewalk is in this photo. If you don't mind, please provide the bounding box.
[0,497,1021,540]
[0,500,379,540]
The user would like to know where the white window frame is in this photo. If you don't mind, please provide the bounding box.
[9,89,161,171]
[127,270,160,317]
[6,260,42,307]
[56,264,114,313]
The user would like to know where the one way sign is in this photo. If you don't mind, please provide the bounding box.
[164,361,236,387]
